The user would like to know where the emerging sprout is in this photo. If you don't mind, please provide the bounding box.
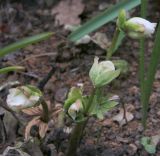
[7,85,42,112]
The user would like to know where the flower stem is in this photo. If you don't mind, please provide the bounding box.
[85,88,96,114]
[65,119,88,156]
[40,98,49,123]
[107,28,120,59]
[65,88,96,156]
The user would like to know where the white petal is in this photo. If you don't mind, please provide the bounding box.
[69,103,78,111]
[7,92,30,111]
[68,99,82,113]
[99,61,115,71]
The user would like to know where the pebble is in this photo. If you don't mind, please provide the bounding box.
[129,144,138,154]
[55,87,69,102]
[135,111,141,120]
[157,111,160,116]
[101,149,116,156]
[137,125,144,132]
[102,119,112,127]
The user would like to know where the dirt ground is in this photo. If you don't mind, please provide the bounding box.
[0,0,160,156]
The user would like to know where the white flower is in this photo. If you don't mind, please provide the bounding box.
[7,85,41,111]
[125,17,157,38]
[89,57,120,87]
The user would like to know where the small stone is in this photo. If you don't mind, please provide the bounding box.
[137,125,144,132]
[55,87,69,102]
[62,52,72,61]
[99,3,109,10]
[129,144,138,154]
[128,86,139,95]
[101,149,116,156]
[102,119,112,127]
[157,111,160,116]
[135,111,141,120]
[116,136,129,143]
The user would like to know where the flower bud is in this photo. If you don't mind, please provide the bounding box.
[117,9,126,30]
[124,17,157,39]
[68,99,83,120]
[89,57,120,87]
[7,85,42,112]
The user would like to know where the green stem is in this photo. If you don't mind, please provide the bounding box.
[41,98,49,123]
[140,0,148,129]
[66,88,96,156]
[107,28,120,59]
[85,88,96,114]
[65,120,88,156]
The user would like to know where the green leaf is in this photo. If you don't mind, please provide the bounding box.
[0,32,53,57]
[113,31,125,53]
[145,145,156,154]
[141,137,151,146]
[142,22,160,126]
[64,87,82,110]
[141,137,156,154]
[90,98,118,119]
[0,66,25,74]
[69,0,140,41]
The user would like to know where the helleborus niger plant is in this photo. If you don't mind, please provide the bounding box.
[65,10,157,156]
[6,85,63,140]
[65,57,120,156]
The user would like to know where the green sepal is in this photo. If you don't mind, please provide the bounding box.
[94,69,120,88]
[64,87,82,111]
[25,85,42,96]
[124,21,144,32]
[112,60,129,74]
[90,98,118,119]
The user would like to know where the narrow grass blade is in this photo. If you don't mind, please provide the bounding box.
[0,66,25,74]
[142,22,160,127]
[0,32,53,57]
[69,0,140,41]
[140,0,148,128]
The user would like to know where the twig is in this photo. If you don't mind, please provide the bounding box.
[17,52,57,65]
[122,102,128,124]
[37,64,56,91]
